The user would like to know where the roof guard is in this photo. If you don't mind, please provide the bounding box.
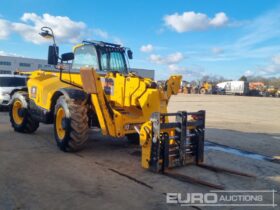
[82,40,121,48]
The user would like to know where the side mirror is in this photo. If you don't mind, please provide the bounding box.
[61,52,74,62]
[127,49,133,59]
[48,45,59,65]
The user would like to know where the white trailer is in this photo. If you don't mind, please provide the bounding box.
[217,81,249,95]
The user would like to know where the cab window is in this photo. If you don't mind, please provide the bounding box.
[100,50,127,73]
[72,45,98,72]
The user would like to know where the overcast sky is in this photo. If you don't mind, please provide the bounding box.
[0,0,280,80]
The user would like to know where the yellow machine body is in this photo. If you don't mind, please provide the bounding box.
[27,69,181,138]
[11,41,204,172]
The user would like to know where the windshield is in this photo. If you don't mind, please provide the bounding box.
[72,45,99,72]
[72,44,128,73]
[100,49,127,73]
[0,77,26,87]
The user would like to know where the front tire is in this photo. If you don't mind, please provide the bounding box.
[54,96,89,152]
[9,92,39,133]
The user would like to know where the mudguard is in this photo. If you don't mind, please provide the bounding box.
[56,88,88,102]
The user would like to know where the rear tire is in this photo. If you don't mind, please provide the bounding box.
[126,133,140,145]
[54,96,89,152]
[9,92,39,133]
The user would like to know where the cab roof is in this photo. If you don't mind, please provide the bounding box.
[73,40,125,52]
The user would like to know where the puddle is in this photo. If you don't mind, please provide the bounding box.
[205,141,280,164]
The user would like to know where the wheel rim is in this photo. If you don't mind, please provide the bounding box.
[12,100,24,125]
[56,107,66,140]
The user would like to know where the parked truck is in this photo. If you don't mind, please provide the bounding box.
[217,81,249,95]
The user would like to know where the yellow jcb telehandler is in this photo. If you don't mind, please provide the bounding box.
[9,27,253,188]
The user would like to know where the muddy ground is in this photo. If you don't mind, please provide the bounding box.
[0,94,279,210]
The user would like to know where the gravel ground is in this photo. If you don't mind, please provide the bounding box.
[0,94,279,210]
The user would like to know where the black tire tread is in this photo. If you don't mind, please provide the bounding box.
[9,92,39,133]
[54,96,89,152]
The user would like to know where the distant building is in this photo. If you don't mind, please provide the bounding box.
[0,55,155,79]
[0,55,54,74]
[130,68,155,79]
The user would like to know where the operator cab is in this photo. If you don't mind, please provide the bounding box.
[72,41,130,74]
[47,40,133,74]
